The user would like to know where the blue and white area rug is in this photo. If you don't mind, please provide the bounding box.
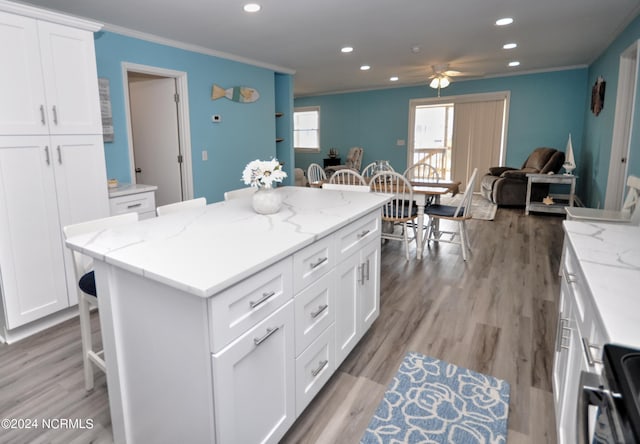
[361,352,510,444]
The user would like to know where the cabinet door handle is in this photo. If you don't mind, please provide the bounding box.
[253,326,279,346]
[52,105,58,125]
[311,359,329,377]
[126,203,142,209]
[581,337,603,366]
[564,272,577,284]
[57,146,62,164]
[365,258,370,281]
[39,105,46,125]
[557,318,571,351]
[250,290,276,309]
[44,146,50,165]
[359,264,365,285]
[357,229,370,238]
[310,304,328,319]
[310,257,328,269]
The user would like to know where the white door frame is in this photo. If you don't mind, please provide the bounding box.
[122,62,194,200]
[604,41,639,210]
[408,91,511,169]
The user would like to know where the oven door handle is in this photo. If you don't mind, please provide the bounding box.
[578,371,625,443]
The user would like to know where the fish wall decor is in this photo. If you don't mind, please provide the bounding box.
[211,84,260,103]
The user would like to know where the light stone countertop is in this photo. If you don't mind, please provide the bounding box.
[563,220,640,348]
[108,183,158,198]
[67,187,390,298]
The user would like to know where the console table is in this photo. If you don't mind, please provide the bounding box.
[525,173,576,215]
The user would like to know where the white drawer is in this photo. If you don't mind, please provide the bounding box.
[209,257,293,353]
[294,269,335,356]
[295,324,335,416]
[109,191,156,216]
[336,210,380,262]
[293,234,335,294]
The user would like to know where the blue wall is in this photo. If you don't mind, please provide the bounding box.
[295,69,587,186]
[581,14,640,208]
[94,31,281,203]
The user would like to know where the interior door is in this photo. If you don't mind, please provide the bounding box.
[129,77,183,207]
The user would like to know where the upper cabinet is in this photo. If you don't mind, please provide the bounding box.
[0,10,102,135]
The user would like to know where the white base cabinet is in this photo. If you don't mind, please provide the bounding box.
[553,237,607,444]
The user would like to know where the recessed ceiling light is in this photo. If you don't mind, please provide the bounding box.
[495,17,514,26]
[360,65,371,71]
[508,61,520,67]
[341,46,354,53]
[390,76,399,82]
[503,43,517,50]
[243,3,261,12]
[411,45,421,54]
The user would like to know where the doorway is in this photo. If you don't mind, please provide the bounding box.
[604,40,638,210]
[123,63,193,207]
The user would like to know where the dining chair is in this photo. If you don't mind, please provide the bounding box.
[156,197,207,216]
[63,212,139,391]
[424,168,478,261]
[403,162,441,182]
[307,163,327,185]
[322,183,370,192]
[224,187,257,201]
[565,175,640,224]
[362,161,394,178]
[370,171,418,261]
[329,169,367,186]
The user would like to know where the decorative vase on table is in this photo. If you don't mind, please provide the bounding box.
[252,186,282,214]
[242,158,287,215]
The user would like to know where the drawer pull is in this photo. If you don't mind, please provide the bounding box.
[564,272,577,284]
[357,229,370,238]
[253,326,279,346]
[250,291,276,309]
[57,146,62,164]
[310,304,328,319]
[40,105,46,125]
[582,337,603,366]
[311,359,329,377]
[52,105,58,125]
[310,257,328,269]
[44,146,50,165]
[127,203,143,209]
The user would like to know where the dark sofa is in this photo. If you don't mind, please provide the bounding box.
[480,147,565,206]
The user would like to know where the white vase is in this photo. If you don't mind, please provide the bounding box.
[252,186,282,214]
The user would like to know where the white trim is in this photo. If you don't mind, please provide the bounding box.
[407,91,511,168]
[605,40,638,210]
[0,0,102,31]
[122,62,194,201]
[106,23,295,75]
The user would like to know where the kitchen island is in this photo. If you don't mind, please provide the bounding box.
[65,186,390,444]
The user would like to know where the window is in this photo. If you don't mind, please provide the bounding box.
[294,106,320,152]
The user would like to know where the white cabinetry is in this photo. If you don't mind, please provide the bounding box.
[108,184,157,220]
[212,300,295,444]
[0,2,106,342]
[553,238,607,444]
[335,212,381,365]
[0,10,102,135]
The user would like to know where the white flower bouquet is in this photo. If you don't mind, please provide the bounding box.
[242,159,287,188]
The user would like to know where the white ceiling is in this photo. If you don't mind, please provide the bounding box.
[19,0,640,97]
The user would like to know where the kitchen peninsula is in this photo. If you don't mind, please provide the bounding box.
[65,186,390,444]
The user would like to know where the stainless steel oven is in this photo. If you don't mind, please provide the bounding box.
[578,344,640,443]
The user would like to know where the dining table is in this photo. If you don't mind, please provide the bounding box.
[315,176,461,259]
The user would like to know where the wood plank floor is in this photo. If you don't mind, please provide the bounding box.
[0,207,564,443]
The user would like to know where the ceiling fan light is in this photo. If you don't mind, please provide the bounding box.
[439,77,450,88]
[430,78,440,88]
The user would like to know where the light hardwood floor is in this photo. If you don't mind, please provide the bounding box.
[0,207,563,443]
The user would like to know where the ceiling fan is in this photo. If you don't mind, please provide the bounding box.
[428,64,478,95]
